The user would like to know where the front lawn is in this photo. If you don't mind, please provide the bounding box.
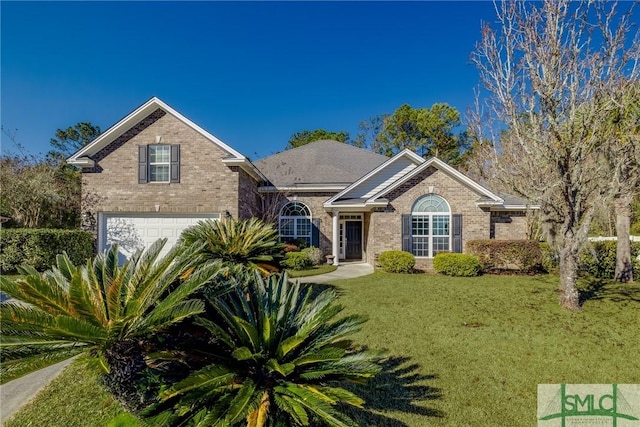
[286,264,337,278]
[6,273,640,426]
[332,273,640,426]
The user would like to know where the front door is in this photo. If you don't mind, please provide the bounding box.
[345,221,362,259]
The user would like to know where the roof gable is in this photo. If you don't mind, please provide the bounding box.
[368,156,503,203]
[254,140,388,189]
[322,153,530,211]
[325,149,424,204]
[67,97,246,164]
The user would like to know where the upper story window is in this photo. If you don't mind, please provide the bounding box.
[411,194,451,257]
[138,144,180,184]
[279,202,312,246]
[149,145,170,182]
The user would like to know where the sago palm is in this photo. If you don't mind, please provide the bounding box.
[0,239,223,389]
[145,272,381,427]
[179,218,284,275]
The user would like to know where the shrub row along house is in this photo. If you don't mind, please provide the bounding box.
[68,97,537,268]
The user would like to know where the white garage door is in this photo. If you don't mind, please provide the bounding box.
[99,213,220,260]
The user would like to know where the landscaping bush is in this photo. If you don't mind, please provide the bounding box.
[433,252,482,277]
[0,228,94,273]
[281,251,312,270]
[539,242,559,274]
[579,240,640,279]
[466,240,543,274]
[286,238,309,249]
[301,246,324,266]
[283,243,299,252]
[378,250,415,273]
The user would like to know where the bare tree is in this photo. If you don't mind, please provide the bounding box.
[471,0,640,310]
[601,81,640,282]
[248,191,291,226]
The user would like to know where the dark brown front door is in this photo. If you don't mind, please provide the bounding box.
[345,221,362,259]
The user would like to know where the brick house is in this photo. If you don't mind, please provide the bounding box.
[68,97,537,268]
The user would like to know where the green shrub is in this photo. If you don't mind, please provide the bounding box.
[0,228,94,273]
[378,250,415,273]
[433,252,482,277]
[579,240,640,279]
[281,251,312,270]
[539,242,559,274]
[286,238,309,249]
[466,240,543,274]
[301,246,324,266]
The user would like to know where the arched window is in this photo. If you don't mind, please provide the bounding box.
[279,202,312,245]
[411,194,451,257]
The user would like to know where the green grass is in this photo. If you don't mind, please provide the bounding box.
[286,264,337,278]
[5,356,139,427]
[329,272,640,426]
[7,273,640,426]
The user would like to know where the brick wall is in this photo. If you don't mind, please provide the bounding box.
[82,109,254,230]
[237,168,260,220]
[368,166,491,269]
[490,211,529,240]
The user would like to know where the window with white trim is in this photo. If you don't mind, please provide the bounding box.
[411,194,451,257]
[279,202,312,246]
[149,145,170,183]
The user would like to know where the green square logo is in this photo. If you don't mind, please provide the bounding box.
[538,384,640,426]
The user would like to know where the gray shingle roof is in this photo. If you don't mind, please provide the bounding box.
[476,193,534,207]
[254,140,388,187]
[498,193,533,207]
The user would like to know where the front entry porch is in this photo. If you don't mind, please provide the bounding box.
[331,212,364,265]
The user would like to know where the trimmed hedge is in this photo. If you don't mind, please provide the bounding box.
[301,246,324,266]
[466,240,543,274]
[378,250,415,273]
[579,240,640,279]
[433,253,482,277]
[0,228,94,273]
[281,251,312,271]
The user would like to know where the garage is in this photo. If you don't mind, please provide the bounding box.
[98,213,220,260]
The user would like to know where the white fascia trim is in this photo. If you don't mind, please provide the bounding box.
[222,158,268,182]
[258,185,347,193]
[368,157,503,203]
[67,156,95,168]
[68,97,246,162]
[476,201,504,207]
[324,150,425,205]
[323,200,388,210]
[493,204,541,211]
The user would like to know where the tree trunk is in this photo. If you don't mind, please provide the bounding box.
[614,194,634,282]
[103,339,149,411]
[558,247,581,311]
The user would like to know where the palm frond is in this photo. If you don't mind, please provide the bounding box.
[275,384,357,427]
[160,365,237,399]
[273,393,309,425]
[1,271,70,316]
[223,379,260,424]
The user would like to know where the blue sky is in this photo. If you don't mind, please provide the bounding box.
[1,1,499,160]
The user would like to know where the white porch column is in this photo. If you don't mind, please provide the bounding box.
[332,210,340,266]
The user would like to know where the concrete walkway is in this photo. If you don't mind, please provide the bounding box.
[295,262,374,283]
[0,263,374,424]
[1,358,74,424]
